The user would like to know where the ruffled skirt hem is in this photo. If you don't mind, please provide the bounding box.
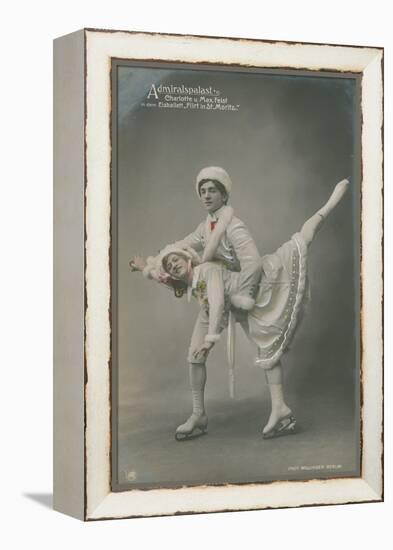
[247,232,309,369]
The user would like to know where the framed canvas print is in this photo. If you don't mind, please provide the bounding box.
[53,29,383,520]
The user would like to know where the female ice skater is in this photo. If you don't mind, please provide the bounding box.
[130,178,350,441]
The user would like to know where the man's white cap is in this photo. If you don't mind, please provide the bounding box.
[196,166,232,197]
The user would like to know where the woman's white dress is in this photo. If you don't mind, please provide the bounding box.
[191,232,309,369]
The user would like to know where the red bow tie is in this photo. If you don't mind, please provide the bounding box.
[210,220,217,231]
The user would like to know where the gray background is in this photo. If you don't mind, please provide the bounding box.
[113,63,360,488]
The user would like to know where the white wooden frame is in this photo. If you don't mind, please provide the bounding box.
[53,28,383,521]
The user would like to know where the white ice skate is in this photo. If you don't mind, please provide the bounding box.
[175,413,208,441]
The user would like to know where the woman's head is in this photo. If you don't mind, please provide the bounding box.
[162,252,190,281]
[158,246,200,297]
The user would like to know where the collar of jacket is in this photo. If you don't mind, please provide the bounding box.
[202,205,234,263]
[208,204,227,222]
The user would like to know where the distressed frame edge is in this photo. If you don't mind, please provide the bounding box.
[359,48,384,499]
[83,30,383,521]
[87,479,381,521]
[53,29,86,521]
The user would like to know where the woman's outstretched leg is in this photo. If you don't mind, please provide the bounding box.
[300,178,350,246]
[175,363,208,440]
[262,362,296,438]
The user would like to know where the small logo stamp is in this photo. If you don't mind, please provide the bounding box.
[124,469,137,481]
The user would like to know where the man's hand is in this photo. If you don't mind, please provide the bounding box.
[129,255,146,272]
[192,341,214,362]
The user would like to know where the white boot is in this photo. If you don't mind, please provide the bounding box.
[262,363,297,439]
[175,411,208,440]
[176,364,208,440]
[318,178,350,219]
[262,384,294,439]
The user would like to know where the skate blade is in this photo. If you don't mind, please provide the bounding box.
[262,415,297,440]
[175,428,208,442]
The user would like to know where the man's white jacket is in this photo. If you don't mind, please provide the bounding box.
[171,205,262,310]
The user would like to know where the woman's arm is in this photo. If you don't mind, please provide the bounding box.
[129,254,178,297]
[129,255,146,272]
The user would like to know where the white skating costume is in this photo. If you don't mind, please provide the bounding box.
[143,166,263,311]
[189,232,309,370]
[171,203,263,311]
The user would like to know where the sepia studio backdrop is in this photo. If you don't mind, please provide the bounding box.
[112,62,360,489]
